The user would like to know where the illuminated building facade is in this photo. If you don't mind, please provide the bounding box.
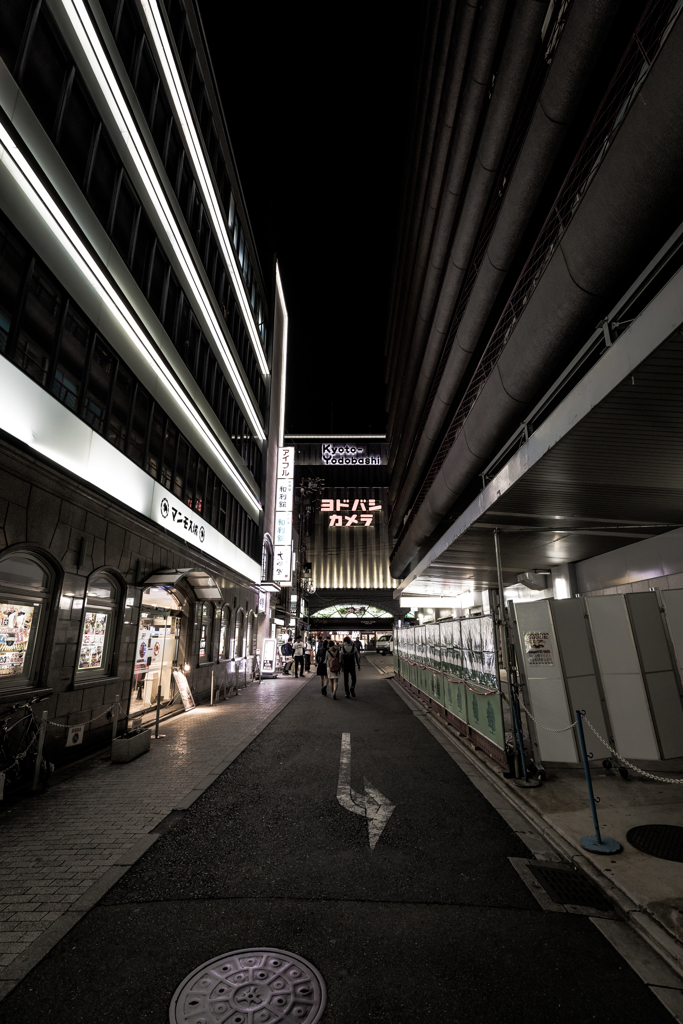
[286,436,400,636]
[0,0,286,763]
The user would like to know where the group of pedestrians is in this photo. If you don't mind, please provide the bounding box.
[280,634,363,699]
[316,636,361,700]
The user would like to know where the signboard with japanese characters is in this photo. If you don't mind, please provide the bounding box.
[274,512,292,547]
[321,497,382,527]
[524,631,554,666]
[273,448,295,584]
[277,447,295,479]
[273,545,292,583]
[276,478,294,512]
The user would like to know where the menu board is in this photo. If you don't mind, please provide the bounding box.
[0,603,36,678]
[172,670,195,711]
[78,611,109,671]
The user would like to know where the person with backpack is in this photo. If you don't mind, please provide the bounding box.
[281,638,294,675]
[317,640,329,695]
[341,636,361,698]
[326,641,341,699]
[292,636,305,677]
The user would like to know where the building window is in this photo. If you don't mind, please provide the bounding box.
[246,610,256,656]
[234,608,244,660]
[219,605,231,659]
[0,554,53,689]
[197,601,213,663]
[76,574,119,677]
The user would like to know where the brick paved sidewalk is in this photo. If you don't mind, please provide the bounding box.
[0,675,308,999]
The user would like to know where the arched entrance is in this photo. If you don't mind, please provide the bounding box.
[132,568,222,717]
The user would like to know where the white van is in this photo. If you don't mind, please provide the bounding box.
[376,633,393,655]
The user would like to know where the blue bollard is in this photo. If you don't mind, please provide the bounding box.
[575,710,621,854]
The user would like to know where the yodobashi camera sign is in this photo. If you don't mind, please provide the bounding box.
[321,443,380,466]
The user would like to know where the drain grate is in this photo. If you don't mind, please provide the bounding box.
[528,863,612,910]
[627,824,683,862]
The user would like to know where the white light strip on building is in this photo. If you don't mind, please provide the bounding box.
[275,262,289,448]
[0,123,262,515]
[284,434,387,440]
[140,0,269,379]
[60,0,266,439]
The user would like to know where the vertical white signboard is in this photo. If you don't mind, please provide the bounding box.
[274,447,295,583]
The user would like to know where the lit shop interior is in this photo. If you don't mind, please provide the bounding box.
[128,571,259,722]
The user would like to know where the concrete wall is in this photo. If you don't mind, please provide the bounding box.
[575,527,683,596]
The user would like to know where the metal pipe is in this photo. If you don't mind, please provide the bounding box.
[389,0,624,529]
[111,694,119,748]
[391,10,683,578]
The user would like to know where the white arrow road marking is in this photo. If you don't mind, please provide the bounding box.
[337,733,395,849]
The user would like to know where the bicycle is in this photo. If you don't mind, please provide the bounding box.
[0,696,49,793]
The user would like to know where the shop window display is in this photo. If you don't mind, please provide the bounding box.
[132,587,181,713]
[219,605,231,659]
[0,555,52,688]
[76,575,119,676]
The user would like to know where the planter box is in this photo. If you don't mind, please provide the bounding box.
[111,729,151,763]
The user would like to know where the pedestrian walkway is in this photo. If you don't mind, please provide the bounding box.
[0,676,307,999]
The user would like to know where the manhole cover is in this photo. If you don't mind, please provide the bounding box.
[627,824,683,862]
[169,948,327,1024]
[528,863,612,910]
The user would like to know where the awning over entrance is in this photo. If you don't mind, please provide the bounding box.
[144,569,222,601]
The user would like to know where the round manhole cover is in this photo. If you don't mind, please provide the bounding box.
[626,824,683,862]
[169,948,327,1024]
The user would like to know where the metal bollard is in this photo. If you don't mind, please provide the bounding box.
[32,710,48,791]
[151,684,165,739]
[575,710,621,854]
[111,694,120,747]
[211,669,214,706]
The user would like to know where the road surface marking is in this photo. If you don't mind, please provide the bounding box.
[337,733,395,849]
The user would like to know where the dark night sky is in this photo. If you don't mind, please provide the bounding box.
[196,2,423,436]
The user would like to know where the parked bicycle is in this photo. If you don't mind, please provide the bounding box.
[0,696,50,793]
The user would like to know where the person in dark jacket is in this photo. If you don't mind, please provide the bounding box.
[281,639,293,675]
[340,636,361,698]
[317,640,329,695]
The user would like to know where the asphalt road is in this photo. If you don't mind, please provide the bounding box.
[2,657,673,1023]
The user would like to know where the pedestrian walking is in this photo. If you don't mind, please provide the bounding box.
[326,641,341,699]
[281,638,293,675]
[341,635,361,698]
[354,637,362,654]
[317,640,329,695]
[293,636,305,677]
[304,640,311,673]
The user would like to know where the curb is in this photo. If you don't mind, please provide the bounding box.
[388,674,683,987]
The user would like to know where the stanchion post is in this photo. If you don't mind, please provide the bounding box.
[575,710,621,854]
[211,670,214,706]
[32,710,48,791]
[111,694,119,748]
[151,684,165,739]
